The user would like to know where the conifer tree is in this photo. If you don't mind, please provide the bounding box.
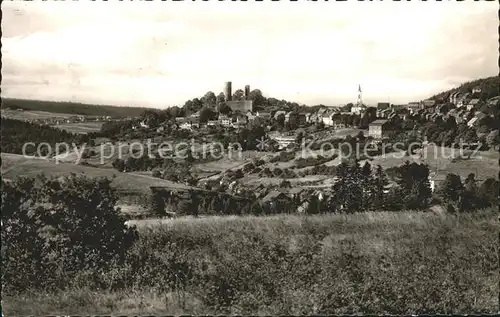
[373,165,389,210]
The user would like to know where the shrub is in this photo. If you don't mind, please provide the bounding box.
[270,151,295,163]
[295,155,336,169]
[152,169,162,178]
[1,175,138,293]
[112,158,125,172]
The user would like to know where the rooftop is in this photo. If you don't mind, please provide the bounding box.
[261,191,289,202]
[369,119,389,126]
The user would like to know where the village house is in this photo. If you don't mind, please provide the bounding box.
[474,111,488,121]
[407,102,423,114]
[284,112,299,125]
[246,110,256,121]
[388,112,398,120]
[422,99,436,108]
[322,111,334,126]
[456,93,470,108]
[433,104,446,115]
[430,113,441,122]
[271,134,297,150]
[300,112,311,123]
[377,102,391,111]
[333,121,346,129]
[256,111,272,120]
[261,191,292,209]
[287,188,305,203]
[233,113,248,127]
[312,190,325,202]
[309,113,319,123]
[467,117,479,128]
[377,108,392,119]
[466,98,480,111]
[206,120,219,126]
[218,114,232,127]
[368,119,390,139]
[273,110,286,120]
[487,96,500,105]
[316,108,327,115]
[472,86,482,94]
[447,109,458,118]
[297,200,310,214]
[449,91,460,104]
[428,172,449,193]
[179,118,200,131]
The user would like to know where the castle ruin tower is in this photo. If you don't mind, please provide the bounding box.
[244,85,250,100]
[224,81,232,102]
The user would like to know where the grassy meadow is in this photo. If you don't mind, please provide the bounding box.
[1,153,193,194]
[4,210,498,315]
[51,122,104,134]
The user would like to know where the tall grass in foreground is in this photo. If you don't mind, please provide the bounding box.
[4,210,499,315]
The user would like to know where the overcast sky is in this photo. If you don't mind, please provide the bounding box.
[2,1,497,108]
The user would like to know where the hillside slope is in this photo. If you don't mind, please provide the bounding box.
[1,153,193,194]
[429,75,500,101]
[1,98,156,118]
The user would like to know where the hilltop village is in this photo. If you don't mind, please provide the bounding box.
[2,77,499,218]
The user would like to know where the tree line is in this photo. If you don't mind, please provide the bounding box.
[1,117,91,155]
[429,75,500,102]
[149,158,498,217]
[1,98,151,117]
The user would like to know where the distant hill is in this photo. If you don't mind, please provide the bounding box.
[1,98,157,118]
[429,75,500,102]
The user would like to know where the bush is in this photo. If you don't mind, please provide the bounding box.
[270,151,295,163]
[295,155,336,168]
[1,175,138,293]
[112,158,125,172]
[152,169,162,178]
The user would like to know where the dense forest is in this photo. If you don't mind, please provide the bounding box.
[1,117,90,155]
[429,75,500,102]
[1,98,154,117]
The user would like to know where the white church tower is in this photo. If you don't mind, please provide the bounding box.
[351,84,367,115]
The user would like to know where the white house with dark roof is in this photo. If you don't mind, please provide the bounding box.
[218,114,232,127]
[467,117,478,128]
[322,111,334,126]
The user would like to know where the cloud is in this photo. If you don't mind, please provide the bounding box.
[1,1,497,108]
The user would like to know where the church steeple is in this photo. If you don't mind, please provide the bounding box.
[357,84,363,105]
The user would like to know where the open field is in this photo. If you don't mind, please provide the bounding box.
[1,153,194,194]
[1,109,76,120]
[53,142,136,167]
[51,122,103,134]
[1,97,149,117]
[194,150,276,173]
[4,210,498,315]
[309,127,365,141]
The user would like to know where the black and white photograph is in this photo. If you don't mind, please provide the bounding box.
[1,0,499,314]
